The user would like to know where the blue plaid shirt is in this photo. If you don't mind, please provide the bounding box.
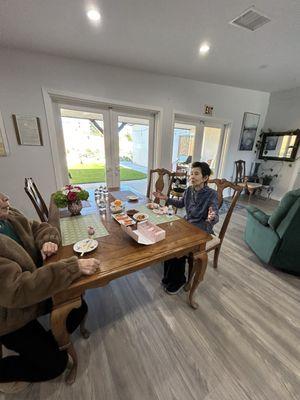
[167,185,219,233]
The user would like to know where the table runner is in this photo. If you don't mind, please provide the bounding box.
[60,214,109,246]
[130,204,180,224]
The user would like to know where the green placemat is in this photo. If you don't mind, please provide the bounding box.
[130,204,180,224]
[60,214,109,246]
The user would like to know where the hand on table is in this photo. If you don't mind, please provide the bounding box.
[152,191,168,201]
[78,258,100,275]
[41,242,58,260]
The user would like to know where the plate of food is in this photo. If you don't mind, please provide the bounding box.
[110,199,124,214]
[127,195,139,202]
[133,212,149,222]
[146,202,159,210]
[126,209,139,217]
[112,213,135,226]
[73,239,98,255]
[152,206,168,215]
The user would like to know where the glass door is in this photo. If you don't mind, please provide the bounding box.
[171,122,197,171]
[172,117,225,178]
[111,111,155,194]
[59,107,114,188]
[200,125,224,177]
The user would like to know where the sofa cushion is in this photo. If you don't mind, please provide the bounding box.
[269,189,300,230]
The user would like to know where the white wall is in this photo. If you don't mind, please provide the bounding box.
[262,87,300,200]
[0,48,270,218]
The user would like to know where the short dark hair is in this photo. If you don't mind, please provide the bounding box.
[191,161,212,181]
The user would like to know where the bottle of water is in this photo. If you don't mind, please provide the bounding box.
[103,186,109,201]
[98,192,106,213]
[167,205,174,217]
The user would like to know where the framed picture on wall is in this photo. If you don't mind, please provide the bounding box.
[12,114,43,146]
[239,112,260,151]
[0,112,9,156]
[265,136,279,150]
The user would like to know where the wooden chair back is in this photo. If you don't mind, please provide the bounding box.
[208,178,243,244]
[234,160,246,184]
[24,178,49,222]
[147,168,174,203]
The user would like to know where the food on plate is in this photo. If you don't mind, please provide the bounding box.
[133,213,148,222]
[152,206,168,215]
[113,199,123,207]
[146,202,159,210]
[113,213,135,226]
[126,209,139,217]
[121,219,134,226]
[114,214,128,221]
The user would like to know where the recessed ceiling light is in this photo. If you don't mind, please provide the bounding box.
[199,43,210,55]
[87,9,101,22]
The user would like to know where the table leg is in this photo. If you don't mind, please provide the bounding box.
[51,297,82,385]
[187,252,208,309]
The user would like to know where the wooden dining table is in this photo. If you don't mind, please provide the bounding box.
[47,190,211,383]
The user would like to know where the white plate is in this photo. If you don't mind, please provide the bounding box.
[133,212,149,222]
[73,239,98,254]
[127,195,139,202]
[146,202,159,209]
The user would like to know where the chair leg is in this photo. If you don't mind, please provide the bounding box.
[0,344,2,359]
[213,245,221,268]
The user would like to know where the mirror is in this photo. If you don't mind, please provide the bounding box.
[259,130,300,161]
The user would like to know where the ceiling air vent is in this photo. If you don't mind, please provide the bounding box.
[230,7,271,31]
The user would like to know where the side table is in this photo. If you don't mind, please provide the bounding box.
[257,185,273,200]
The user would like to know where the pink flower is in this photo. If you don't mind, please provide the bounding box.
[67,191,77,202]
[74,186,82,191]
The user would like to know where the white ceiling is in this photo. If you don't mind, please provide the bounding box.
[0,0,300,92]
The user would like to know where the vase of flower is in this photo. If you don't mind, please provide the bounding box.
[53,185,89,216]
[67,200,83,216]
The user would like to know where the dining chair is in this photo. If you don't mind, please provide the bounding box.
[169,170,188,200]
[233,160,262,200]
[185,179,242,292]
[24,178,49,222]
[147,168,174,203]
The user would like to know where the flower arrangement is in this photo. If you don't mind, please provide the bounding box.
[53,185,89,208]
[259,169,278,185]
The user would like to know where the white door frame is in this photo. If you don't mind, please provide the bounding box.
[42,88,162,189]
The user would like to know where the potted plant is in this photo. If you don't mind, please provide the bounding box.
[260,172,278,186]
[53,185,89,216]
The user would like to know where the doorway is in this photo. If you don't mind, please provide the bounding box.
[172,116,225,178]
[59,105,155,195]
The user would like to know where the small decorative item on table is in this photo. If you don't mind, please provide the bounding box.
[53,185,89,216]
[87,226,95,239]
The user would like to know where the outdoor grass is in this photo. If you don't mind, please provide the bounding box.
[69,163,147,184]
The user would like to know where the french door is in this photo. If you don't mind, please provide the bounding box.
[59,104,155,192]
[172,117,225,178]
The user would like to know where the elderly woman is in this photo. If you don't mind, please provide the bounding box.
[0,193,100,394]
[154,161,219,294]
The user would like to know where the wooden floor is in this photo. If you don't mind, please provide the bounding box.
[2,203,300,400]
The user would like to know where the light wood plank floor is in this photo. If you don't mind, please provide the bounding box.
[2,206,300,400]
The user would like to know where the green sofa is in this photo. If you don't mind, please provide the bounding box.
[245,188,300,275]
